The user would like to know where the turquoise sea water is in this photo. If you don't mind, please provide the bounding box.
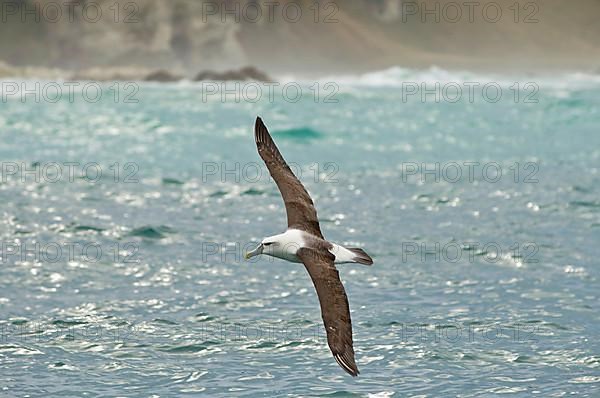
[1,68,599,396]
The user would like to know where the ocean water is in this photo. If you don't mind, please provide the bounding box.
[0,68,599,397]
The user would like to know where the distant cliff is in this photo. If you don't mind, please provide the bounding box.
[1,0,599,77]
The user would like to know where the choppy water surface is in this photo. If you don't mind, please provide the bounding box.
[1,69,599,397]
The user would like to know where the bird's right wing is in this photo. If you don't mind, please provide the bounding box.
[297,247,359,376]
[254,117,324,239]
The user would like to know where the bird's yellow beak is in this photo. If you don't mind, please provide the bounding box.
[245,244,263,260]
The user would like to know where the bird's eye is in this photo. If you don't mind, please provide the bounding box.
[263,242,274,246]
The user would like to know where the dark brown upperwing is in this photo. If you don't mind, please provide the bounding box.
[297,247,359,377]
[254,117,323,239]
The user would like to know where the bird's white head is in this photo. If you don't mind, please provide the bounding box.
[245,236,277,259]
[245,230,304,261]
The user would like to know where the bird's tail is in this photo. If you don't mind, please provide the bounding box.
[347,248,373,266]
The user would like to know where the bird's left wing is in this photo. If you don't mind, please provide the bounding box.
[254,117,324,239]
[297,247,359,376]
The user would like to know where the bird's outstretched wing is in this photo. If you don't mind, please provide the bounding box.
[297,247,359,376]
[254,117,323,239]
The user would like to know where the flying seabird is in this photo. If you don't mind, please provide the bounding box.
[245,117,373,377]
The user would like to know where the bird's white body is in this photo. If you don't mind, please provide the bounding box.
[258,229,359,264]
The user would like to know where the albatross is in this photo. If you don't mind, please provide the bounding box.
[245,117,373,377]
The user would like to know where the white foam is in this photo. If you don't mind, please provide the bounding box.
[283,66,600,91]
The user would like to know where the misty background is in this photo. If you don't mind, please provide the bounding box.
[1,0,600,79]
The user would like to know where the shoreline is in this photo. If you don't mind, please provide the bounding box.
[2,61,599,84]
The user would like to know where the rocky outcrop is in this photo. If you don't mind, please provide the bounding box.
[144,70,183,82]
[194,66,272,82]
[0,60,271,82]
